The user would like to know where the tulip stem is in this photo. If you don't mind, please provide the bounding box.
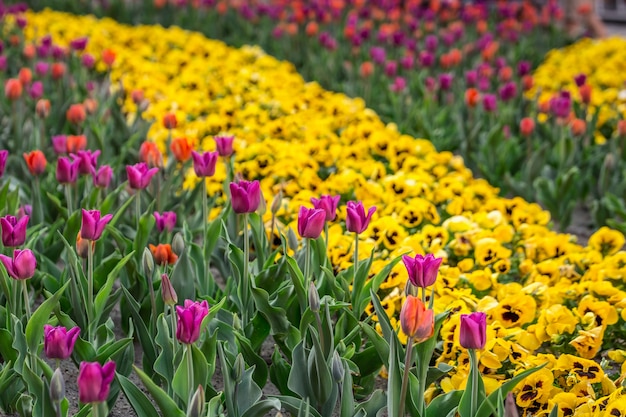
[242,213,250,325]
[186,344,194,405]
[352,233,359,302]
[21,280,30,320]
[65,184,73,215]
[87,242,94,343]
[304,238,311,290]
[324,223,329,265]
[469,348,479,417]
[202,179,212,296]
[135,191,142,230]
[398,335,414,417]
[148,269,156,332]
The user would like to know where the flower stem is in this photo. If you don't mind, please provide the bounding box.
[148,269,156,332]
[135,190,141,230]
[242,213,250,324]
[87,242,94,343]
[92,402,101,417]
[398,336,415,417]
[65,184,73,215]
[186,344,194,405]
[469,348,479,417]
[324,223,329,265]
[21,280,30,320]
[351,233,359,303]
[202,179,211,296]
[304,238,311,289]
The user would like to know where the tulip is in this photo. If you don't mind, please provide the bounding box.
[1,215,29,247]
[162,113,177,129]
[70,37,88,51]
[400,295,434,341]
[230,180,261,214]
[0,150,7,178]
[214,135,234,157]
[402,253,442,289]
[4,78,22,100]
[29,81,43,100]
[498,82,517,102]
[71,150,100,175]
[126,162,159,190]
[574,73,587,87]
[76,232,93,259]
[81,53,95,69]
[170,137,193,162]
[176,300,209,344]
[460,312,487,349]
[191,150,218,177]
[0,249,36,280]
[153,211,176,233]
[482,94,497,112]
[439,73,453,91]
[92,165,113,188]
[17,205,31,220]
[579,84,592,105]
[34,61,49,76]
[570,118,587,136]
[139,141,163,168]
[520,117,535,137]
[56,157,79,185]
[52,135,67,155]
[77,361,116,403]
[345,201,376,234]
[81,209,113,241]
[297,206,326,239]
[66,104,86,125]
[149,243,178,266]
[618,120,626,137]
[35,99,50,118]
[517,60,531,76]
[161,273,178,306]
[465,88,480,108]
[43,325,80,360]
[23,150,47,176]
[51,62,66,80]
[310,195,340,221]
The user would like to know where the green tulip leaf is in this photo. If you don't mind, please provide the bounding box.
[117,373,160,417]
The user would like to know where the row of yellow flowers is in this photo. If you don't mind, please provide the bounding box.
[21,9,626,415]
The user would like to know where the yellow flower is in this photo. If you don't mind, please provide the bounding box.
[589,227,626,257]
[515,368,555,408]
[535,304,578,343]
[491,294,537,328]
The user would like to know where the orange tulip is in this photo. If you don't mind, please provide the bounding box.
[23,150,47,176]
[149,244,178,266]
[76,232,95,259]
[162,113,177,129]
[102,49,116,67]
[305,21,318,37]
[465,88,480,108]
[22,44,35,60]
[36,99,51,118]
[139,141,163,168]
[618,120,626,137]
[170,137,193,162]
[66,104,86,125]
[570,118,586,136]
[579,84,592,105]
[400,295,434,343]
[18,68,32,86]
[4,79,23,100]
[359,61,374,78]
[66,135,88,153]
[521,75,534,92]
[83,98,98,115]
[51,63,66,80]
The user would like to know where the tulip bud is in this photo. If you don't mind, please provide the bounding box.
[618,120,626,137]
[309,282,320,313]
[50,368,66,403]
[504,392,519,417]
[287,228,299,253]
[143,247,154,279]
[271,189,283,215]
[172,232,185,256]
[161,273,178,306]
[232,314,242,332]
[17,394,32,417]
[186,385,205,417]
[232,354,245,383]
[76,232,92,259]
[332,351,344,382]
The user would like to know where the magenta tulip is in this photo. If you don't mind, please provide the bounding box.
[1,214,29,247]
[154,211,177,233]
[72,150,100,176]
[51,135,67,155]
[0,249,36,280]
[56,157,79,185]
[0,150,7,178]
[460,312,487,350]
[44,325,80,360]
[81,209,112,241]
[402,254,442,288]
[191,150,218,177]
[310,195,340,221]
[77,361,116,403]
[126,162,159,190]
[297,206,326,239]
[92,165,113,188]
[214,135,234,157]
[229,180,261,214]
[345,201,376,234]
[176,299,209,344]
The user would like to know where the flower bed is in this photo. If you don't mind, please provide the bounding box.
[2,6,626,417]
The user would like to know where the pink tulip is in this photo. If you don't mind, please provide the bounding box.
[44,325,80,360]
[229,180,261,214]
[310,195,340,222]
[81,209,112,241]
[214,135,234,157]
[92,165,113,188]
[0,150,7,178]
[460,312,487,349]
[191,150,218,177]
[71,150,100,176]
[402,254,442,288]
[0,249,36,280]
[154,211,177,233]
[126,162,159,190]
[1,214,29,247]
[345,201,376,234]
[51,135,67,155]
[176,300,209,344]
[77,361,116,403]
[297,206,326,239]
[56,157,79,185]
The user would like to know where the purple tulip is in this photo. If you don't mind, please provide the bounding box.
[56,157,79,185]
[70,37,88,51]
[77,361,116,403]
[425,34,438,52]
[384,60,397,77]
[43,325,80,360]
[17,205,31,220]
[29,81,43,99]
[517,61,531,76]
[391,77,407,93]
[549,93,572,119]
[34,61,49,77]
[402,254,442,288]
[229,180,261,214]
[370,47,386,65]
[0,149,7,177]
[176,299,209,344]
[465,70,478,87]
[72,150,100,176]
[400,55,414,70]
[81,209,113,241]
[498,82,517,102]
[310,195,340,221]
[191,150,218,177]
[439,74,453,91]
[419,51,434,68]
[52,135,67,155]
[459,312,487,349]
[0,56,7,72]
[574,73,587,87]
[297,206,326,239]
[0,249,36,280]
[482,94,497,112]
[126,162,159,190]
[1,215,28,247]
[154,211,177,233]
[92,165,112,188]
[214,135,234,157]
[81,53,95,69]
[345,201,376,234]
